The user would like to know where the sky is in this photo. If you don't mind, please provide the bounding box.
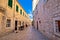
[18,0,33,21]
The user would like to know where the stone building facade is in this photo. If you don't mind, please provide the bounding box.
[32,0,39,11]
[0,0,31,37]
[33,0,60,40]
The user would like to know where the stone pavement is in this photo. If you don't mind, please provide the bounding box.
[0,26,49,40]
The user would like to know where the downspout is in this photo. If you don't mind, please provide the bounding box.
[13,0,15,30]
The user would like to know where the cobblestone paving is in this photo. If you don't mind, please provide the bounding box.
[0,26,49,40]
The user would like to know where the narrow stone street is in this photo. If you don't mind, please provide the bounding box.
[0,26,49,40]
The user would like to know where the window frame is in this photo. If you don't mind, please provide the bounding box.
[20,9,22,14]
[16,5,19,12]
[23,12,24,16]
[53,17,60,37]
[6,19,11,27]
[8,0,13,8]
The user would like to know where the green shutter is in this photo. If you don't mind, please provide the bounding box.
[8,0,13,8]
[16,5,18,12]
[20,10,22,14]
[23,12,24,16]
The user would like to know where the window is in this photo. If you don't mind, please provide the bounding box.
[19,21,21,25]
[36,5,37,9]
[6,19,11,27]
[16,5,18,12]
[39,21,41,23]
[22,22,24,25]
[20,9,22,14]
[23,12,24,16]
[8,0,13,8]
[25,15,26,17]
[44,0,48,3]
[55,20,60,32]
[24,14,26,17]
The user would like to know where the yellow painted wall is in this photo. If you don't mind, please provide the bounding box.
[0,0,15,37]
[15,1,31,28]
[0,0,31,37]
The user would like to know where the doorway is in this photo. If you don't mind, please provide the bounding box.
[37,21,38,30]
[15,21,18,30]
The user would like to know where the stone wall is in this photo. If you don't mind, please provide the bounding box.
[33,0,60,40]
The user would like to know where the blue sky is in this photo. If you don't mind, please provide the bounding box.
[18,0,33,20]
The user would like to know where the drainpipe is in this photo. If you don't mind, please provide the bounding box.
[13,0,15,31]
